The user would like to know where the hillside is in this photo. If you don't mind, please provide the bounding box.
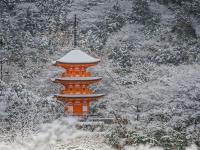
[0,0,200,149]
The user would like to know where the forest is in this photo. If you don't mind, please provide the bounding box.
[0,0,200,149]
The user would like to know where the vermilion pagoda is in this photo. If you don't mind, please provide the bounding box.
[52,49,104,116]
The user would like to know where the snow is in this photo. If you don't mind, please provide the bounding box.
[1,117,197,150]
[149,2,175,25]
[0,118,114,150]
[124,145,163,150]
[51,61,56,65]
[53,77,102,81]
[16,3,39,13]
[50,78,56,82]
[55,93,105,98]
[56,49,100,64]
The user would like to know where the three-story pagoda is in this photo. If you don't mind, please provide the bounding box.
[52,49,104,116]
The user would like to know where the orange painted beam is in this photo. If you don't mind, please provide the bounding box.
[56,97,101,103]
[55,62,98,69]
[53,79,101,85]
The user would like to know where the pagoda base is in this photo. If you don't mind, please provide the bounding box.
[62,99,97,116]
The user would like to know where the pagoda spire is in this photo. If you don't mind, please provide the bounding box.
[73,14,78,48]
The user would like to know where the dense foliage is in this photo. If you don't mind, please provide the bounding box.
[0,0,200,149]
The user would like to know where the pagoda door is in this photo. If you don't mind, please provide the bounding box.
[74,101,83,115]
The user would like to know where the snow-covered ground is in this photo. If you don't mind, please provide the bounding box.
[0,117,198,150]
[0,118,112,150]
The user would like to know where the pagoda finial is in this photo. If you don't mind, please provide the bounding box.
[73,14,78,48]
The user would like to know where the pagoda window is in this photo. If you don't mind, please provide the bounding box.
[82,105,88,112]
[66,102,73,113]
[82,100,88,112]
[67,105,73,113]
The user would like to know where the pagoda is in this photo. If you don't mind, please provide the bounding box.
[52,49,104,116]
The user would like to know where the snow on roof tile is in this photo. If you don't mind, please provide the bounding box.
[53,77,102,81]
[56,49,100,64]
[55,94,105,98]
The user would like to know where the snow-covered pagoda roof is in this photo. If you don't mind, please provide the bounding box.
[55,94,105,99]
[51,77,102,82]
[55,49,100,64]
